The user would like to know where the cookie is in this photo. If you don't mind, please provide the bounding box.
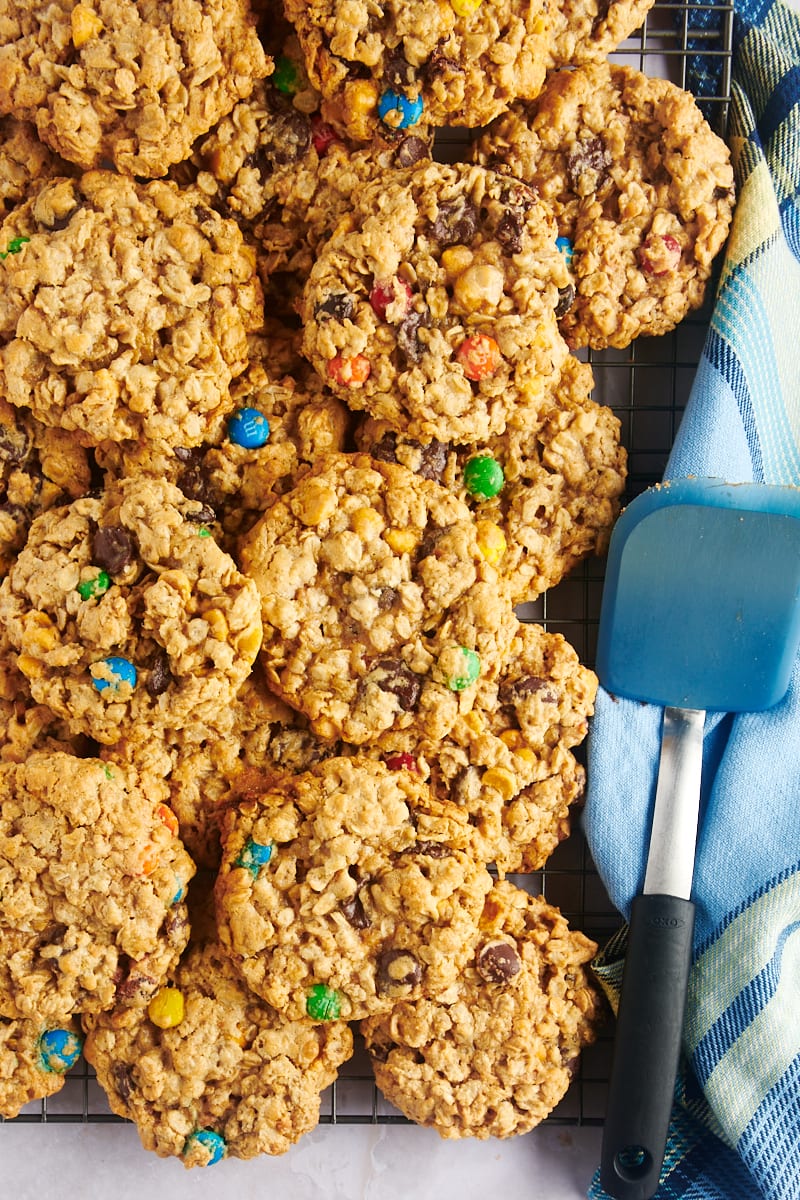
[0,0,271,177]
[0,473,263,744]
[0,115,72,218]
[0,623,88,763]
[0,171,262,448]
[103,665,339,870]
[0,750,195,1021]
[361,879,603,1137]
[300,160,571,445]
[473,63,735,349]
[547,0,656,68]
[357,352,627,601]
[0,1015,83,1118]
[83,935,353,1166]
[214,755,494,1022]
[238,451,518,745]
[364,620,598,873]
[284,0,551,136]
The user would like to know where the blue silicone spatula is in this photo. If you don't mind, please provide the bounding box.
[595,478,800,1200]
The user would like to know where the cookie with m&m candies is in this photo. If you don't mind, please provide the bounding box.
[0,1016,83,1119]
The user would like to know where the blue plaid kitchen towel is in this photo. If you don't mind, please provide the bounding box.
[585,1,800,1197]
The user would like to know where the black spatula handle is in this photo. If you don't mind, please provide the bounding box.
[600,892,696,1200]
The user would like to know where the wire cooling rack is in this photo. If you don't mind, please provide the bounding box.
[3,0,734,1132]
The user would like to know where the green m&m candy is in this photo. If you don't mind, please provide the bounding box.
[446,647,481,692]
[77,571,110,600]
[463,455,504,499]
[306,983,342,1020]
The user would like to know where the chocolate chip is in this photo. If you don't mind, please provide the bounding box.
[112,1062,135,1101]
[423,50,463,84]
[394,135,428,167]
[396,308,429,367]
[315,293,355,322]
[567,137,612,195]
[377,586,398,611]
[413,841,450,858]
[383,51,417,90]
[476,939,522,984]
[178,460,218,515]
[368,659,421,711]
[415,439,448,482]
[376,948,422,994]
[555,283,576,318]
[341,892,371,929]
[416,524,451,562]
[496,209,524,255]
[115,969,158,1003]
[369,431,399,464]
[184,504,217,525]
[430,196,479,246]
[498,675,557,705]
[450,765,482,806]
[0,421,31,464]
[92,525,136,575]
[146,652,173,697]
[254,109,311,172]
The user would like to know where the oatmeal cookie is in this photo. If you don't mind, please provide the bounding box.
[0,0,270,177]
[547,0,656,68]
[0,751,195,1021]
[284,0,551,137]
[238,451,518,745]
[0,171,262,448]
[364,620,598,873]
[0,473,263,744]
[0,115,72,218]
[301,160,570,445]
[84,936,353,1166]
[357,353,627,601]
[361,879,603,1137]
[473,63,735,349]
[0,1015,83,1118]
[0,395,91,577]
[215,756,493,1022]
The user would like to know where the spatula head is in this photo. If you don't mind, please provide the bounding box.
[596,479,800,712]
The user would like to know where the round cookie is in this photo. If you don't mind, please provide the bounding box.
[0,115,73,218]
[0,1015,83,1118]
[284,0,551,136]
[103,665,340,870]
[547,0,656,68]
[357,352,627,601]
[0,0,271,177]
[0,171,262,448]
[238,451,518,745]
[0,750,195,1021]
[0,473,263,744]
[84,936,353,1166]
[473,63,735,349]
[366,620,598,873]
[361,879,603,1137]
[0,395,92,577]
[214,755,494,1022]
[0,623,87,764]
[300,160,571,446]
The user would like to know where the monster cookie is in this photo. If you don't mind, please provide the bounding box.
[0,1015,83,1118]
[215,755,493,1022]
[0,0,270,177]
[83,935,353,1166]
[0,115,72,218]
[547,0,656,68]
[367,619,598,873]
[238,451,517,745]
[103,665,338,870]
[357,353,627,601]
[0,171,262,448]
[361,879,603,1137]
[0,395,91,576]
[284,0,551,136]
[301,160,571,445]
[473,63,735,349]
[0,473,263,744]
[0,751,195,1021]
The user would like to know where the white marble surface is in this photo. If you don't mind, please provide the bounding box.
[0,1121,603,1200]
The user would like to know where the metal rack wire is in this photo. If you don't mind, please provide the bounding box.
[3,0,734,1133]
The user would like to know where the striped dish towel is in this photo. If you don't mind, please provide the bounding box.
[585,1,800,1197]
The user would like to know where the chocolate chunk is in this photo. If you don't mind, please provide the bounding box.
[0,420,31,464]
[450,765,482,806]
[146,652,173,697]
[394,135,429,167]
[423,50,463,83]
[415,439,449,482]
[430,196,479,246]
[413,841,450,858]
[567,137,612,195]
[377,586,399,611]
[498,675,557,705]
[555,283,576,318]
[369,430,399,464]
[115,969,158,1003]
[496,209,524,255]
[254,109,311,172]
[396,308,429,366]
[369,658,421,711]
[111,1062,135,1101]
[184,504,217,525]
[341,891,371,929]
[92,525,136,575]
[383,51,417,90]
[315,292,356,322]
[376,947,422,994]
[476,939,522,984]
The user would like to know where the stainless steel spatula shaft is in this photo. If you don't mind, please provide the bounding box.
[600,706,703,1199]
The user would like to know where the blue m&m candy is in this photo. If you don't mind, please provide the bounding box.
[556,236,575,269]
[227,407,270,449]
[38,1028,83,1073]
[235,838,274,876]
[184,1129,226,1166]
[92,655,137,694]
[377,90,424,130]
